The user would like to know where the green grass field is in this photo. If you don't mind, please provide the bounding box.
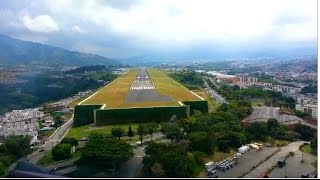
[66,123,147,140]
[300,144,314,155]
[79,68,202,109]
[81,69,138,107]
[250,98,266,107]
[148,69,202,101]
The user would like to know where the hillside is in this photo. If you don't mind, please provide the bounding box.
[0,34,119,66]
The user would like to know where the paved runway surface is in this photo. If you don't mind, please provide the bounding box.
[125,69,172,103]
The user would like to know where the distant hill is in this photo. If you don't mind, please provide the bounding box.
[0,34,119,66]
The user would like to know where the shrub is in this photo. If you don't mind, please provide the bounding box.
[61,137,78,147]
[52,143,72,161]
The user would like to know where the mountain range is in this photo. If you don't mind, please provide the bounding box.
[0,34,119,66]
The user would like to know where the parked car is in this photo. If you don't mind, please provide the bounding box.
[208,170,218,178]
[277,159,286,168]
[301,172,310,178]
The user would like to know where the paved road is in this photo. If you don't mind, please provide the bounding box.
[209,77,221,88]
[44,159,77,170]
[125,68,172,103]
[117,133,166,177]
[56,166,77,175]
[117,145,146,178]
[244,141,306,178]
[27,116,74,164]
[203,79,228,104]
[268,149,316,178]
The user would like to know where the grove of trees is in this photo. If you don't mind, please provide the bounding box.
[80,133,133,169]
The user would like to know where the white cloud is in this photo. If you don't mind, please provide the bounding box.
[22,14,59,33]
[43,0,316,47]
[71,25,85,33]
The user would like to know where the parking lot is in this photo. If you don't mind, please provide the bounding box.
[268,150,317,178]
[217,147,279,178]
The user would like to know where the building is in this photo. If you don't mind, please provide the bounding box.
[0,108,44,144]
[237,76,257,83]
[295,104,318,120]
[272,85,301,94]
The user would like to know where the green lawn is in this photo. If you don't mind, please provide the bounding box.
[250,98,265,107]
[80,69,139,107]
[148,69,202,102]
[300,144,313,154]
[66,123,151,140]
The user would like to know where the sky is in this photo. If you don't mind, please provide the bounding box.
[0,0,317,59]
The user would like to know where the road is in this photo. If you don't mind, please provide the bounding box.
[117,133,166,177]
[244,141,306,178]
[117,145,146,178]
[203,79,228,104]
[268,148,316,178]
[26,115,74,164]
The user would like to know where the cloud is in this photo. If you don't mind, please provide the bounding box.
[43,0,316,45]
[0,0,316,58]
[22,15,59,33]
[71,25,86,33]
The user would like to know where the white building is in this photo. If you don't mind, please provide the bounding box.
[295,104,318,120]
[0,108,44,144]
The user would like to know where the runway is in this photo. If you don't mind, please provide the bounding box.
[125,69,172,103]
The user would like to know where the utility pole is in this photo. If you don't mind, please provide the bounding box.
[284,164,287,178]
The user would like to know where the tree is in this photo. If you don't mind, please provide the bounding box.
[294,123,316,141]
[217,140,230,153]
[111,128,124,140]
[267,118,279,131]
[81,134,133,169]
[0,162,5,176]
[245,122,268,141]
[52,143,72,160]
[227,132,246,148]
[294,110,311,119]
[188,131,215,155]
[146,123,158,141]
[274,126,286,139]
[161,122,183,143]
[61,137,78,147]
[310,136,317,154]
[137,125,147,143]
[127,125,134,140]
[142,142,195,177]
[53,114,63,127]
[4,135,31,158]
